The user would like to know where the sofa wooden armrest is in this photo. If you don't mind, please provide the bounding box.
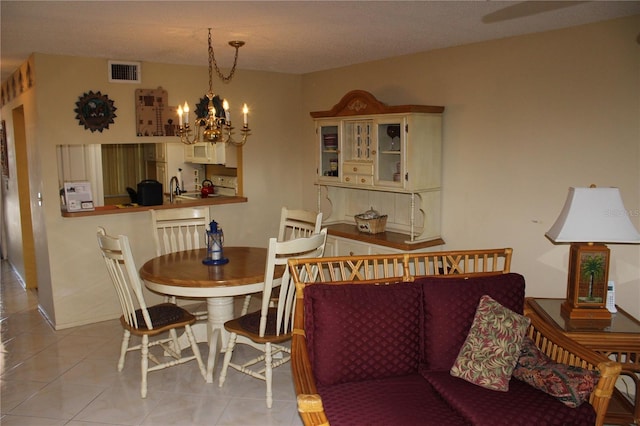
[296,394,329,426]
[525,306,622,426]
[291,331,328,426]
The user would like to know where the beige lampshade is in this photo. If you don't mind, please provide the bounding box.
[546,187,640,243]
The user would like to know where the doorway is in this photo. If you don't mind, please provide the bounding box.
[13,105,37,289]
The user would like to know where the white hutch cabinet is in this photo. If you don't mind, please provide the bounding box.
[312,90,445,255]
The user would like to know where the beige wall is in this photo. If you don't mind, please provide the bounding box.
[1,15,639,327]
[301,15,640,318]
[3,54,305,328]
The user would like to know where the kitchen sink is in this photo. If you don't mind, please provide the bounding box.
[175,192,220,201]
[176,192,201,200]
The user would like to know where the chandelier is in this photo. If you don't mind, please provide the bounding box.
[177,28,250,146]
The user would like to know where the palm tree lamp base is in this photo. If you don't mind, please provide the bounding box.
[561,242,612,320]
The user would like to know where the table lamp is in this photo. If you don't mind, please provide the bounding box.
[545,186,640,320]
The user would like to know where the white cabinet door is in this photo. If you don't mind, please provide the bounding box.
[155,162,167,190]
[154,143,167,162]
[324,238,338,257]
[56,144,104,206]
[404,113,442,191]
[184,144,194,162]
[213,143,238,168]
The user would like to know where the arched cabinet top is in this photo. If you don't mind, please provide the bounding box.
[310,90,444,118]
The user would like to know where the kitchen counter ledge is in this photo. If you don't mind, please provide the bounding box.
[61,195,247,218]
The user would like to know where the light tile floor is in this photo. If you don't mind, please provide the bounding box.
[1,260,303,425]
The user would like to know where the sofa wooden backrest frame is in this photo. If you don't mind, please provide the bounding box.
[288,248,621,426]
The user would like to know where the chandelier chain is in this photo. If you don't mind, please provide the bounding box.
[208,28,240,86]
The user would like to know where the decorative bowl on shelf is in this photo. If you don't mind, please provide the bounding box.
[323,134,338,150]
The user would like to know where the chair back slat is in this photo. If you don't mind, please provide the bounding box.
[261,229,327,337]
[97,227,151,329]
[151,208,210,256]
[278,207,322,242]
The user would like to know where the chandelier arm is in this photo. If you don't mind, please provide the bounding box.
[178,123,200,145]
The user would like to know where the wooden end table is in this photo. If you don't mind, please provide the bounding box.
[526,298,640,425]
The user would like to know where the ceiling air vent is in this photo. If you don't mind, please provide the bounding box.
[108,61,141,83]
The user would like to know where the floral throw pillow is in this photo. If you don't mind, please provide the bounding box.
[513,337,600,408]
[450,295,530,391]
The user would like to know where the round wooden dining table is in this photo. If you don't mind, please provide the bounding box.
[140,246,271,383]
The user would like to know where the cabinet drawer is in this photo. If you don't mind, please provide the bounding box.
[333,238,371,256]
[343,174,372,186]
[343,161,373,175]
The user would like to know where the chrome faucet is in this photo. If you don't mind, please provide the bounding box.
[169,176,180,203]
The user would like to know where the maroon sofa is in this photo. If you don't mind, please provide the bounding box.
[289,250,620,426]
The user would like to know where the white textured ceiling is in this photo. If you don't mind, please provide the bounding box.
[2,1,640,82]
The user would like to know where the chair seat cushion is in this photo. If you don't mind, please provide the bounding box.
[239,308,276,334]
[317,374,470,426]
[421,370,596,425]
[126,303,195,332]
[224,308,291,344]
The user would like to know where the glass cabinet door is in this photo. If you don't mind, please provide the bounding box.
[376,119,404,187]
[319,123,340,180]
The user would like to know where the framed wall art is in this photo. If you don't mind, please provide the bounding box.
[74,91,117,133]
[135,87,179,136]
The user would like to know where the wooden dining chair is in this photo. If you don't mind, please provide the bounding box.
[150,207,210,318]
[277,206,323,241]
[150,207,210,256]
[240,207,324,315]
[218,229,328,408]
[96,227,206,398]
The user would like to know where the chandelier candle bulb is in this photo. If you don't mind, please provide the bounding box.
[223,99,230,122]
[183,102,189,124]
[177,105,183,126]
[243,104,248,125]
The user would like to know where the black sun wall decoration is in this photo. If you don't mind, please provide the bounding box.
[74,91,117,132]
